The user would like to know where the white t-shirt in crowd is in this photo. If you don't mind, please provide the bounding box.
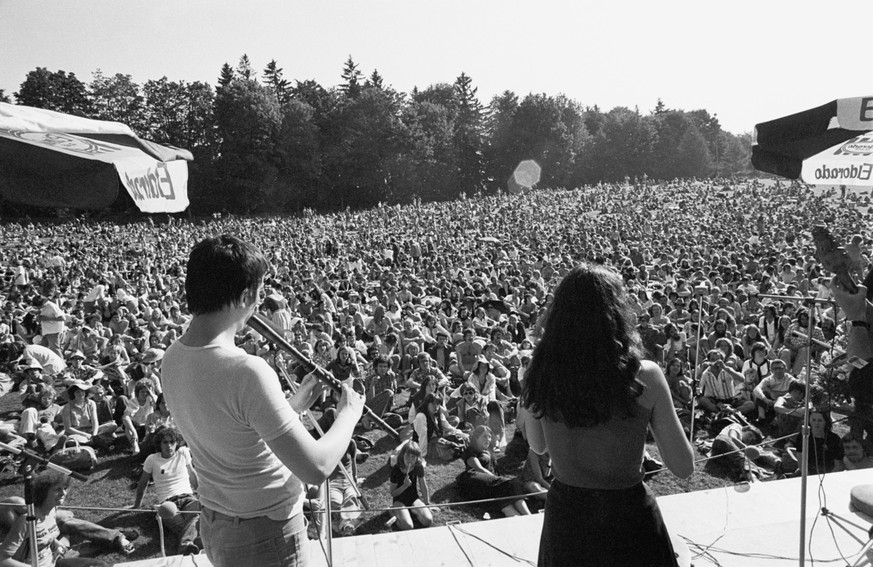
[143,446,195,503]
[23,345,66,376]
[40,300,65,335]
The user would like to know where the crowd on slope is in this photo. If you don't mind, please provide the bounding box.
[0,176,869,558]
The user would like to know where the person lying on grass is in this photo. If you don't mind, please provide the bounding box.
[0,470,131,566]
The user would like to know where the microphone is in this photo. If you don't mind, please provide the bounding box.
[0,442,89,482]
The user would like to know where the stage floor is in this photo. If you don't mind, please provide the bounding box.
[118,469,873,567]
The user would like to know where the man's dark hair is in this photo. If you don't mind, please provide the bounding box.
[157,427,182,446]
[185,235,269,315]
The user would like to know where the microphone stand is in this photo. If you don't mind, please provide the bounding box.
[0,441,88,567]
[688,291,706,442]
[754,293,836,567]
[275,352,368,567]
[797,307,815,567]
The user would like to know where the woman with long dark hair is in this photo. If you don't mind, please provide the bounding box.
[411,393,464,460]
[521,264,693,567]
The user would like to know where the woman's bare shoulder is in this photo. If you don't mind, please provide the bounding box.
[635,360,667,408]
[637,359,666,385]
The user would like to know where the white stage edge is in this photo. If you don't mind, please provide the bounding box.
[118,469,873,567]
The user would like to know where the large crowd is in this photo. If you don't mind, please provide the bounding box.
[0,176,870,561]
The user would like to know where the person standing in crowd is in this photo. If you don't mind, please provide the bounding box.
[37,281,66,357]
[162,235,364,567]
[522,264,693,567]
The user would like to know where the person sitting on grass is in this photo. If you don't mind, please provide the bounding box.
[772,380,808,438]
[361,356,396,431]
[120,382,157,456]
[0,470,114,566]
[752,358,795,426]
[405,352,448,395]
[18,384,64,453]
[60,381,116,448]
[407,375,452,426]
[834,432,873,471]
[138,393,175,458]
[697,350,752,418]
[59,351,102,387]
[132,427,201,556]
[786,409,843,476]
[388,440,433,531]
[411,393,465,461]
[456,425,531,518]
[518,447,551,505]
[0,493,137,561]
[487,401,506,453]
[663,357,692,414]
[452,385,488,431]
[16,359,52,402]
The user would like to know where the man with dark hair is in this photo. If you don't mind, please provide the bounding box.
[361,356,396,430]
[452,329,481,380]
[772,379,808,437]
[162,234,363,567]
[710,421,782,481]
[836,432,873,471]
[132,427,201,556]
[426,332,453,375]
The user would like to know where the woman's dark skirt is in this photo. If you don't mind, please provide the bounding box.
[538,479,679,567]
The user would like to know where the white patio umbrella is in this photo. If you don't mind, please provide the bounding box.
[0,102,192,212]
[752,96,873,187]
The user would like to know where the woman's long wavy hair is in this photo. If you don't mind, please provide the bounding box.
[521,264,643,427]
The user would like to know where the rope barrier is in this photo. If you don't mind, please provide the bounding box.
[0,430,796,522]
[642,431,798,478]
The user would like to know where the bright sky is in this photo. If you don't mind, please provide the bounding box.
[1,0,871,135]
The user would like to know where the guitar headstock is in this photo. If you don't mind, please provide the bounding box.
[812,225,859,295]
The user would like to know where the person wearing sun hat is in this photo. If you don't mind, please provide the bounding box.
[61,350,102,387]
[16,358,50,400]
[60,379,115,446]
[128,348,165,395]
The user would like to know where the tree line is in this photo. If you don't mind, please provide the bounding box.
[1,55,753,214]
